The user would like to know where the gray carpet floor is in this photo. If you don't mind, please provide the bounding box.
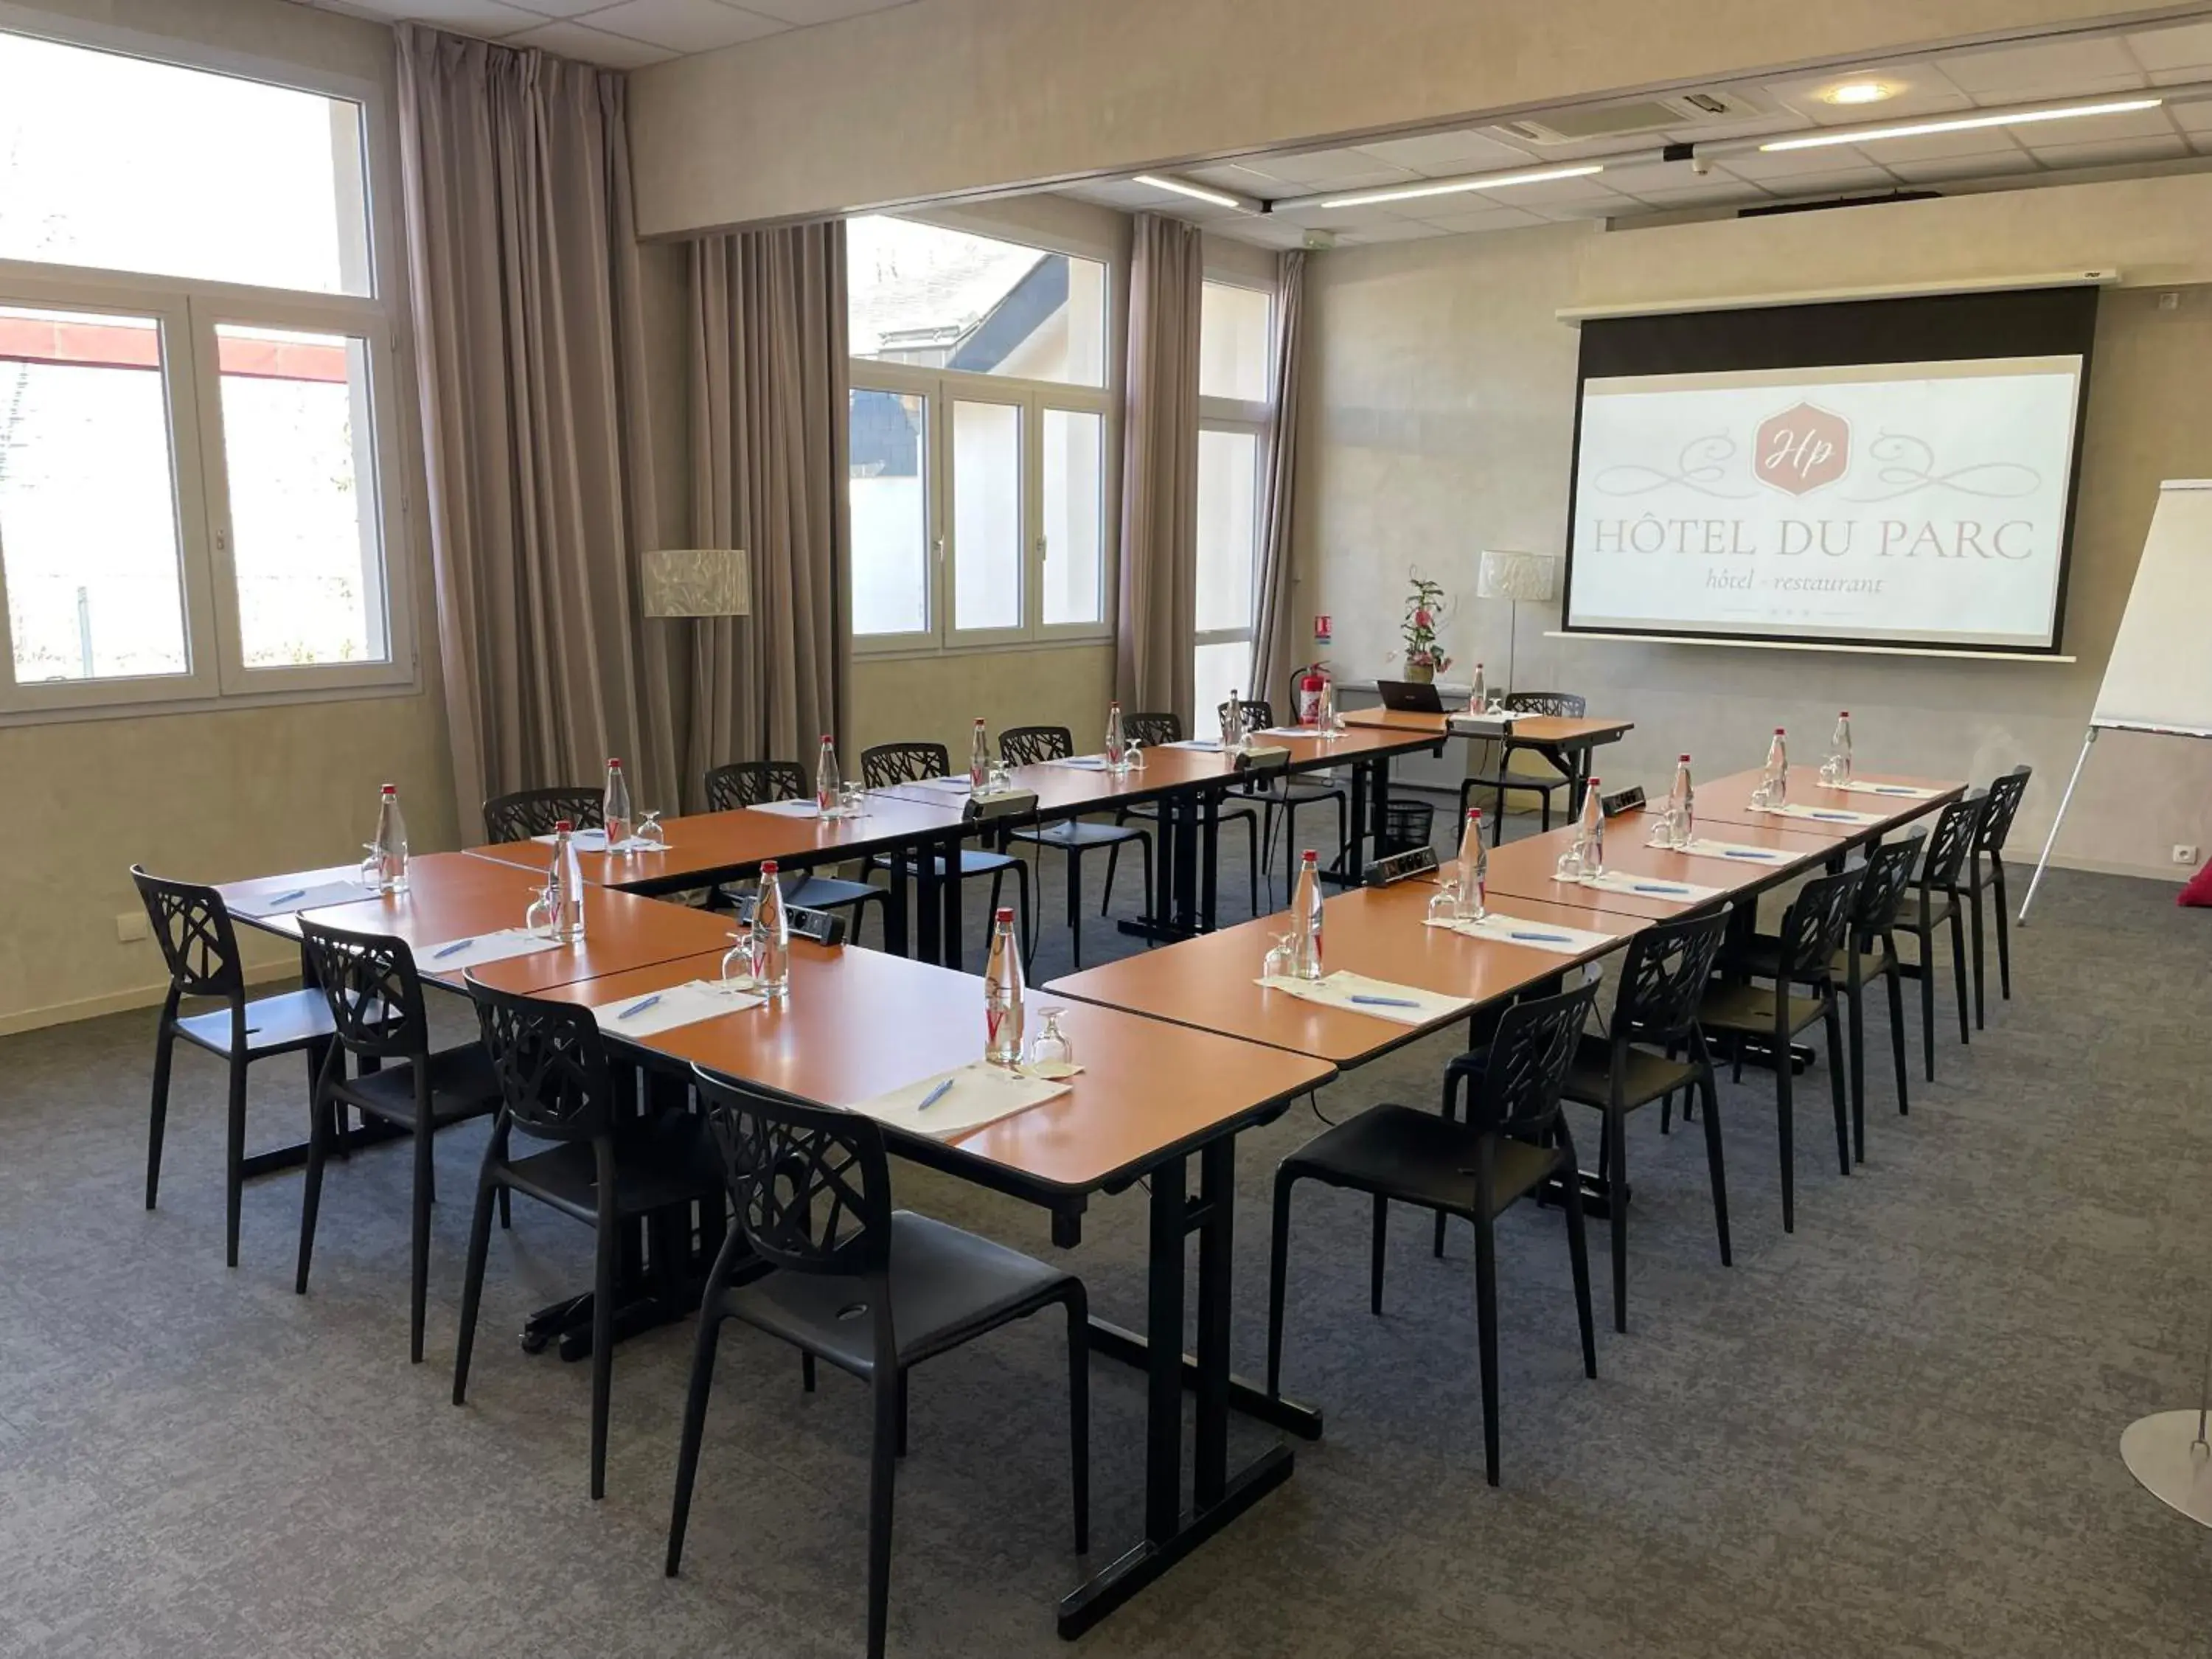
[3,814,2210,1658]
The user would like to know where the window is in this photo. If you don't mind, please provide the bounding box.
[1193,280,1275,725]
[848,215,1111,651]
[0,31,406,717]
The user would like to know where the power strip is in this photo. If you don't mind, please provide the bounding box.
[726,894,849,946]
[1600,785,1646,818]
[1363,844,1440,887]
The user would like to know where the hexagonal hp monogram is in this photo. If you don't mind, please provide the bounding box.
[1754,403,1849,496]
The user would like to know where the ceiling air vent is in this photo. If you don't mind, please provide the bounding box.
[1493,87,1770,145]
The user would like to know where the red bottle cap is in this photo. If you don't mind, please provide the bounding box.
[380,783,397,794]
[1775,726,1786,734]
[995,906,1015,924]
[1301,848,1318,862]
[607,757,622,768]
[1680,753,1691,762]
[1840,710,1850,718]
[553,819,572,833]
[761,859,778,874]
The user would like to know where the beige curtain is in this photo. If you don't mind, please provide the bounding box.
[395,25,679,820]
[1115,213,1203,723]
[685,229,850,794]
[1250,249,1308,707]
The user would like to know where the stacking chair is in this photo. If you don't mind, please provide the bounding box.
[702,760,891,945]
[1459,690,1588,831]
[859,742,1032,959]
[1228,698,1348,874]
[998,725,1151,968]
[454,979,723,1499]
[1555,908,1734,1334]
[1893,793,1988,1081]
[482,786,604,844]
[669,1069,1089,1659]
[1697,866,1864,1234]
[1102,712,1264,916]
[293,918,504,1363]
[1266,979,1601,1486]
[132,866,341,1267]
[1952,765,2031,1029]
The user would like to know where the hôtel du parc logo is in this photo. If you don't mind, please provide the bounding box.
[1753,403,1849,496]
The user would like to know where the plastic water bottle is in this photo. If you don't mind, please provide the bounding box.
[603,757,632,851]
[1318,674,1338,733]
[754,858,790,1001]
[1576,774,1606,877]
[815,735,841,814]
[1105,699,1127,772]
[1289,848,1325,980]
[970,718,990,790]
[1222,688,1244,750]
[1668,754,1694,846]
[1764,728,1790,807]
[984,905,1025,1065]
[1455,807,1488,922]
[369,783,408,894]
[1467,661,1486,713]
[545,821,585,942]
[1829,712,1854,784]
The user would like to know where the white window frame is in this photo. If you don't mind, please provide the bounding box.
[0,20,414,723]
[1194,277,1277,700]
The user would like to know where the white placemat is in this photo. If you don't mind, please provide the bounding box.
[852,1060,1073,1139]
[1424,913,1621,956]
[1574,870,1723,903]
[746,799,821,818]
[1751,802,1887,826]
[1675,837,1793,867]
[1834,779,1943,799]
[232,878,375,917]
[420,928,568,971]
[907,775,976,794]
[588,978,760,1037]
[1256,970,1472,1026]
[1046,754,1110,770]
[1254,726,1319,739]
[529,827,658,852]
[1164,739,1225,751]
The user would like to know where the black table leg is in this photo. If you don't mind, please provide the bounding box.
[939,832,964,970]
[882,849,910,958]
[1323,759,1369,886]
[916,841,942,966]
[1199,792,1220,934]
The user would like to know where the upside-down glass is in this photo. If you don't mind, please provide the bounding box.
[633,810,666,851]
[1261,931,1295,979]
[1425,880,1460,927]
[524,883,558,939]
[1554,841,1585,883]
[1027,1007,1075,1068]
[719,925,759,990]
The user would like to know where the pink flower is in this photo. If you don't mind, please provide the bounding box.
[1412,608,1433,628]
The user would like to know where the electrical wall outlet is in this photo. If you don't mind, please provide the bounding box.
[2174,845,2201,867]
[115,911,150,945]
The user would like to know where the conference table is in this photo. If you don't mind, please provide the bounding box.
[1338,704,1636,819]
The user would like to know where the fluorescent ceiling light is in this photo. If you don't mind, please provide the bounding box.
[1316,163,1604,209]
[1761,96,2162,152]
[1132,173,1247,210]
[1820,80,1897,106]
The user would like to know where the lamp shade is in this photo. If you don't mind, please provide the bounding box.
[1476,548,1559,603]
[641,548,750,618]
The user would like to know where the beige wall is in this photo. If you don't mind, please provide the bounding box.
[627,0,2178,235]
[851,643,1117,763]
[1297,170,2212,883]
[0,0,461,1032]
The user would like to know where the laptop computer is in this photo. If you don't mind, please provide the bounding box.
[1376,678,1447,714]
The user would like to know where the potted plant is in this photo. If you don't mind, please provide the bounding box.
[1401,576,1451,684]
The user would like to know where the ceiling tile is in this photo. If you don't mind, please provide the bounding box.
[1718,145,1888,179]
[2015,104,2182,142]
[1763,63,1973,126]
[1845,125,2022,162]
[1758,168,1915,198]
[498,0,612,15]
[577,0,785,52]
[1184,163,1304,201]
[2127,21,2212,74]
[1415,204,1551,234]
[1489,174,1627,206]
[1270,201,1419,231]
[320,0,546,30]
[1625,181,1773,207]
[1941,36,2142,97]
[2024,133,2191,167]
[2171,98,2212,133]
[504,18,676,64]
[1592,159,1719,193]
[1352,129,1538,173]
[1245,149,1417,187]
[1885,150,2042,184]
[742,0,911,21]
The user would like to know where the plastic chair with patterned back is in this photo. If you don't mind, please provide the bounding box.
[1222,697,1349,880]
[703,759,807,810]
[702,759,891,945]
[998,726,1150,968]
[1953,764,2031,1027]
[1105,712,1266,918]
[482,785,604,845]
[1460,689,1592,832]
[860,740,1032,959]
[1895,793,1988,1081]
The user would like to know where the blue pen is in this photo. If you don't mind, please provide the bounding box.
[265,888,307,905]
[1869,785,1916,795]
[1351,994,1422,1007]
[617,993,661,1020]
[1633,883,1692,895]
[915,1077,954,1110]
[1810,810,1860,821]
[1511,931,1573,944]
[1722,849,1776,860]
[434,938,475,959]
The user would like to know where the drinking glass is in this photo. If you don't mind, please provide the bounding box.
[1748,781,1773,810]
[1261,933,1295,978]
[1027,1008,1075,1069]
[1123,739,1146,772]
[525,884,558,937]
[1425,881,1460,927]
[634,810,666,852]
[1554,842,1585,883]
[1646,809,1677,849]
[840,783,868,818]
[719,925,759,990]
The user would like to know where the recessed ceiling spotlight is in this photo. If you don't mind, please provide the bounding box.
[1822,80,1898,106]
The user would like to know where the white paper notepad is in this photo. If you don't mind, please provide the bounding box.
[420,929,567,972]
[232,879,375,917]
[746,799,821,818]
[1672,838,1793,867]
[1834,779,1942,799]
[587,978,760,1037]
[852,1060,1072,1139]
[529,828,662,852]
[1424,913,1621,956]
[1256,970,1471,1026]
[1752,802,1887,826]
[1574,870,1723,903]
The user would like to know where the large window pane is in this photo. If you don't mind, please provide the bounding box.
[849,389,931,636]
[1200,282,1272,403]
[849,216,1107,388]
[0,32,371,296]
[952,400,1023,631]
[217,325,386,667]
[0,305,189,683]
[1041,408,1104,625]
[1194,641,1252,743]
[1196,428,1259,633]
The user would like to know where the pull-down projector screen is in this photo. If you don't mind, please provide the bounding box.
[1562,285,2099,654]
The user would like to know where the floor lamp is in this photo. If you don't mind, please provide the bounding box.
[1476,549,1559,697]
[2121,1304,2212,1528]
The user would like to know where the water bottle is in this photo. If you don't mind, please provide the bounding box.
[1454,807,1488,922]
[368,783,408,894]
[603,757,632,851]
[970,718,990,790]
[1764,728,1790,807]
[1668,754,1694,846]
[1222,687,1244,750]
[543,821,585,942]
[815,734,841,814]
[1829,711,1854,784]
[1105,699,1127,772]
[1576,774,1606,877]
[754,858,790,1001]
[1318,674,1338,733]
[1289,848,1325,981]
[984,905,1025,1065]
[1467,661,1486,713]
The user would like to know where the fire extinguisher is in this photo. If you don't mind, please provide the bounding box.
[1296,661,1329,726]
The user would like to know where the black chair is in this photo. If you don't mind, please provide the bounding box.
[668,1068,1089,1659]
[998,725,1152,968]
[454,979,723,1499]
[1226,698,1348,874]
[1951,765,2031,1029]
[702,760,891,945]
[1102,712,1263,917]
[1697,866,1864,1234]
[483,786,603,845]
[1459,691,1588,831]
[859,742,1033,961]
[1894,793,1988,1081]
[1267,979,1601,1486]
[1555,908,1735,1334]
[293,918,504,1362]
[132,866,341,1267]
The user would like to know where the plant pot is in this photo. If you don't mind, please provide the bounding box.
[1404,659,1434,684]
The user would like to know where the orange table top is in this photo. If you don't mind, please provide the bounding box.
[1476,814,1839,919]
[518,942,1336,1194]
[1688,766,1964,835]
[1339,706,1635,748]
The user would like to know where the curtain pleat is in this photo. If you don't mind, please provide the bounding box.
[1251,250,1308,706]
